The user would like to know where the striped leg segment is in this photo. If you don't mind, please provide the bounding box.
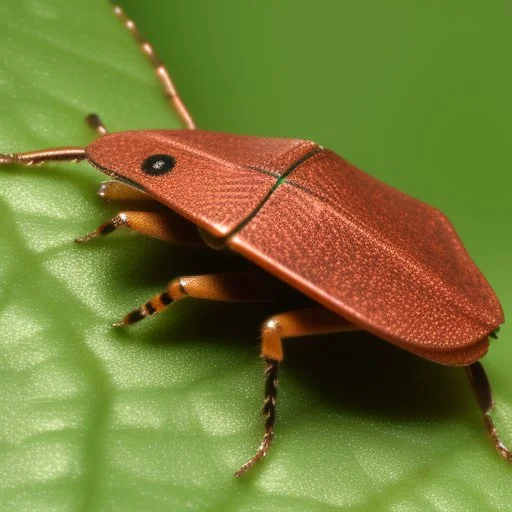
[115,272,272,327]
[235,357,278,478]
[465,362,512,462]
[74,210,203,246]
[114,288,173,327]
[112,4,196,129]
[235,305,359,477]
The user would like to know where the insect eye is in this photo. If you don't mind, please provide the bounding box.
[141,154,176,176]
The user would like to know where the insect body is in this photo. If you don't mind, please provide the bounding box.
[1,5,508,476]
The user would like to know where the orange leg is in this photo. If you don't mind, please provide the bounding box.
[114,272,272,327]
[96,180,157,202]
[465,362,512,462]
[112,5,196,129]
[74,210,203,246]
[235,306,359,477]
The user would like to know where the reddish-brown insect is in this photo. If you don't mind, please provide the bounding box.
[1,5,508,476]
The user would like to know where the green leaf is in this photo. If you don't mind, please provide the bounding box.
[1,1,512,511]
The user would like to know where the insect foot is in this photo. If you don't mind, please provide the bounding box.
[235,357,278,477]
[74,213,128,244]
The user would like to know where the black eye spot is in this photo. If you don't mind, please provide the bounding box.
[141,154,176,176]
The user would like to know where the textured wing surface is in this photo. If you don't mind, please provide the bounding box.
[229,150,503,364]
[86,130,317,237]
[146,129,318,174]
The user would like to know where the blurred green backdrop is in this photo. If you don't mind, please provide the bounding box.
[0,1,510,511]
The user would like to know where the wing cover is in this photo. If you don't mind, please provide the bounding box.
[86,130,317,237]
[230,149,503,365]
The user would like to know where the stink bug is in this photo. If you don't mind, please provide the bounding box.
[1,4,508,478]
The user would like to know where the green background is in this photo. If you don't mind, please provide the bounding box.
[1,0,511,510]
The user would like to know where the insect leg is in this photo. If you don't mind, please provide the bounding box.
[112,5,196,129]
[114,272,272,327]
[74,210,203,246]
[465,362,512,462]
[96,181,156,202]
[85,113,109,136]
[235,305,359,477]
